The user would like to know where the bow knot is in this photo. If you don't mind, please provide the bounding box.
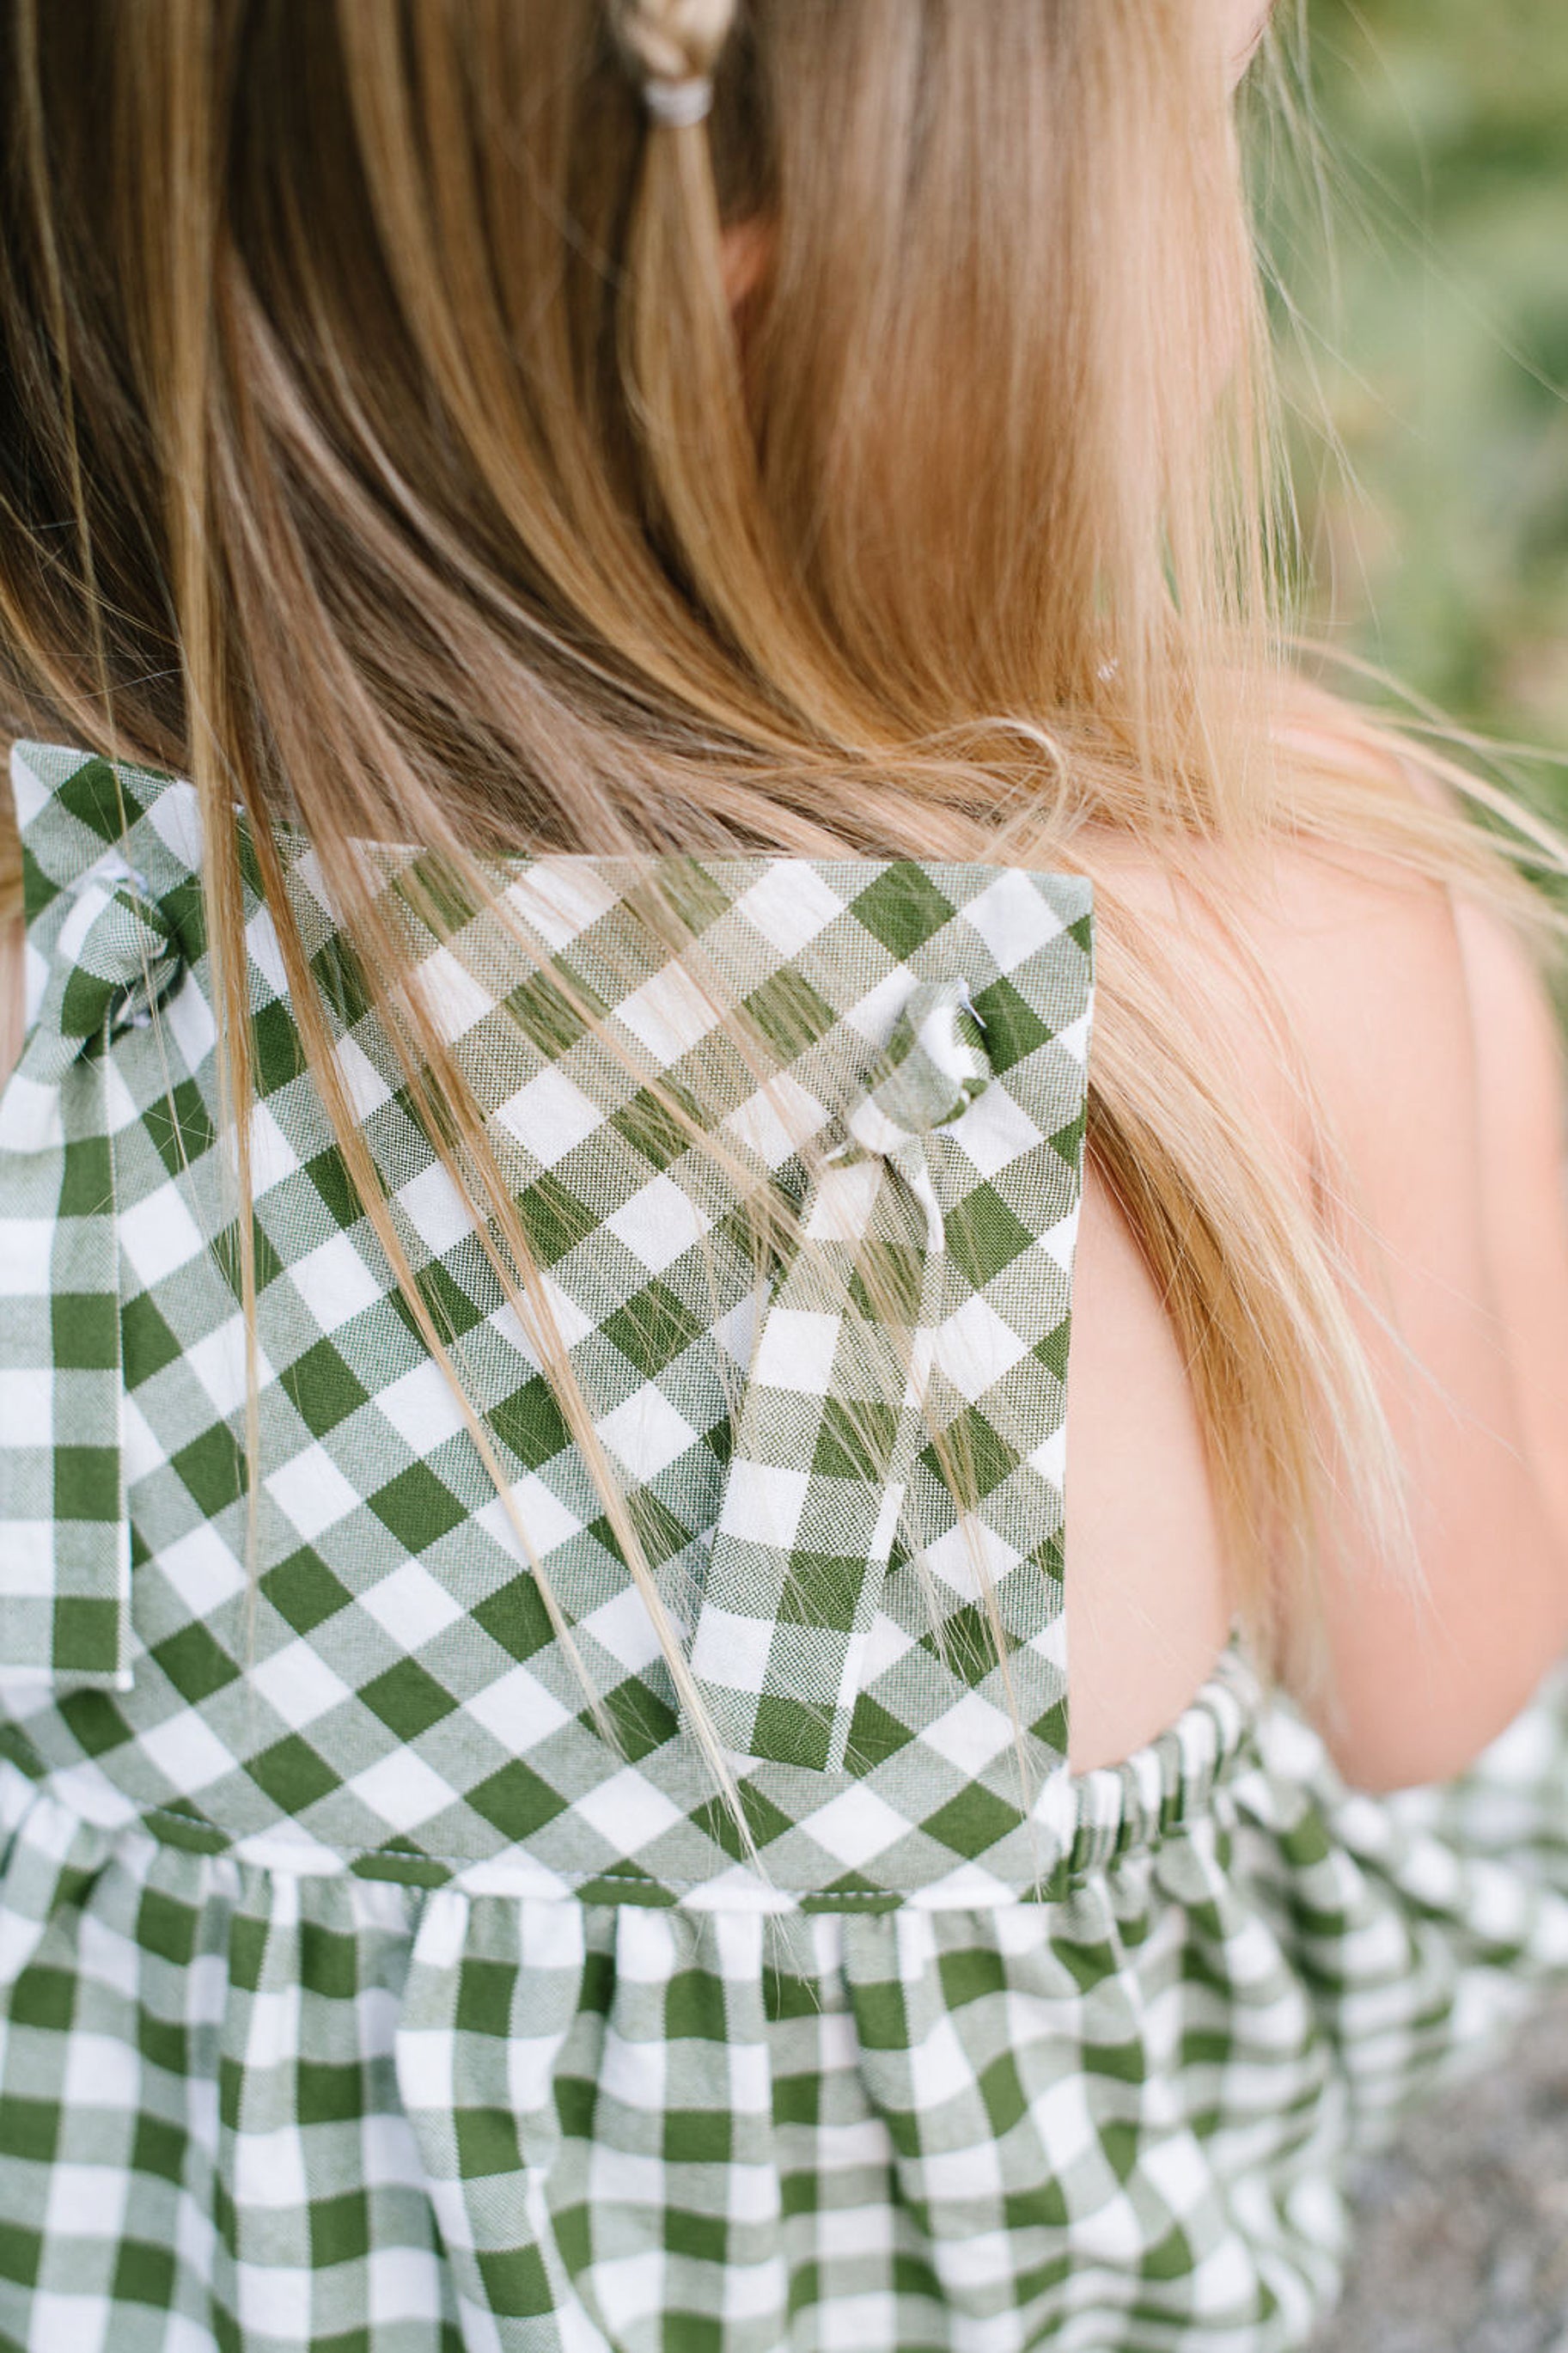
[682,975,1005,1775]
[839,978,989,1160]
[54,871,183,1054]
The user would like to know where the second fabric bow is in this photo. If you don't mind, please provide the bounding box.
[684,975,997,1773]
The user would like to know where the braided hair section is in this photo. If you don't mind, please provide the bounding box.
[613,0,738,125]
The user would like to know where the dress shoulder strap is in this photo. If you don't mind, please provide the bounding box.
[0,744,203,1692]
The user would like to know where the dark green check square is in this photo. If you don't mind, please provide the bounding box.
[845,1695,917,1769]
[942,1182,1037,1287]
[131,2114,186,2185]
[516,1169,598,1264]
[400,1259,489,1346]
[54,1445,119,1519]
[299,2058,363,2126]
[150,1619,241,1704]
[689,1778,792,1862]
[262,1547,355,1635]
[455,2106,523,2179]
[143,1076,217,1174]
[282,1337,370,1438]
[917,1402,1016,1500]
[52,1593,120,1672]
[623,859,732,941]
[920,1781,1022,1856]
[303,1145,362,1228]
[248,1734,340,1812]
[1142,2226,1201,2283]
[663,2317,723,2353]
[505,969,592,1057]
[476,2240,553,2319]
[473,1572,557,1663]
[662,2107,732,2164]
[748,1691,833,1771]
[666,2209,729,2268]
[55,1688,133,1757]
[770,2073,821,2125]
[591,1677,679,1763]
[19,840,56,926]
[301,1919,363,2001]
[252,997,305,1096]
[367,1460,467,1551]
[58,755,147,840]
[121,1288,184,1386]
[666,1967,728,2041]
[148,1802,228,1855]
[58,1131,113,1219]
[920,1598,1003,1687]
[969,972,1058,1073]
[610,1082,701,1174]
[601,1278,705,1377]
[137,1886,200,1965]
[394,852,479,939]
[212,1215,284,1300]
[362,1657,459,1741]
[309,2188,371,2270]
[52,1288,119,1370]
[468,1757,569,1841]
[741,966,839,1056]
[171,1424,247,1515]
[455,1958,517,2038]
[588,1485,691,1576]
[937,1946,1009,2011]
[490,1374,570,1470]
[158,875,206,960]
[113,2238,178,2309]
[777,1553,862,1631]
[140,2004,192,2070]
[308,936,373,1030]
[0,2095,58,2165]
[9,1965,75,2032]
[849,864,956,956]
[1050,1107,1086,1174]
[0,2222,43,2288]
[811,1396,897,1480]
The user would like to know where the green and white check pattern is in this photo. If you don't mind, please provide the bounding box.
[5,739,1568,2351]
[0,741,1095,1906]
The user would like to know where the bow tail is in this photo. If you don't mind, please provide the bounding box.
[682,1153,938,1775]
[0,1036,134,1693]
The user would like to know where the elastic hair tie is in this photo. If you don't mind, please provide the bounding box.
[643,74,713,128]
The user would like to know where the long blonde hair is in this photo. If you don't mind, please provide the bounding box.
[0,0,1556,1795]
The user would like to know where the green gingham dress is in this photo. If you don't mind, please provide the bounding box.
[6,739,1568,2353]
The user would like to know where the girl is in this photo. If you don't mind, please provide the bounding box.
[3,2,1568,2346]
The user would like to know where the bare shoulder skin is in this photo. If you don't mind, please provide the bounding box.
[1066,806,1568,1788]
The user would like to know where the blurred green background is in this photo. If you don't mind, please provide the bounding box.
[1273,0,1568,772]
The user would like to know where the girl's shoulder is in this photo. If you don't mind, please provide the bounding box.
[1076,719,1568,1788]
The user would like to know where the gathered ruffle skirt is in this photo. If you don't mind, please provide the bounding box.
[4,1659,1568,2353]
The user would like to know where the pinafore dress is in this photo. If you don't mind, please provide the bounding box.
[4,737,1568,2353]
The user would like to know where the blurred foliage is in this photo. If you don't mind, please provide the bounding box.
[1264,0,1568,779]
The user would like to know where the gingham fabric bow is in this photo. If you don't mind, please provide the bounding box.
[685,975,1014,1773]
[0,855,184,1690]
